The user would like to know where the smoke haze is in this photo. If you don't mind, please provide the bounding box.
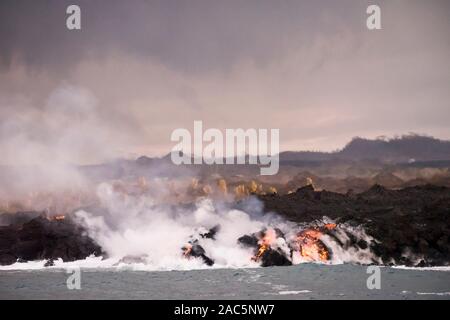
[1,0,449,165]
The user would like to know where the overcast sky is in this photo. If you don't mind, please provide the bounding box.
[0,0,449,165]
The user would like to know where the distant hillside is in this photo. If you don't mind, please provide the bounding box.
[76,134,450,181]
[70,135,450,182]
[280,134,450,163]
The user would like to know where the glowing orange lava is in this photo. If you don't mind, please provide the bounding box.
[296,226,331,262]
[182,243,192,257]
[252,228,277,262]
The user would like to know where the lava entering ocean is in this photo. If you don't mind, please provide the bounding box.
[252,228,277,262]
[295,224,336,262]
[4,178,449,269]
[0,181,381,269]
[176,219,375,268]
[238,224,341,267]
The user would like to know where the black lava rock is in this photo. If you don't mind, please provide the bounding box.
[200,225,220,240]
[183,242,215,266]
[260,248,292,267]
[0,216,103,265]
[237,234,259,248]
[259,184,450,266]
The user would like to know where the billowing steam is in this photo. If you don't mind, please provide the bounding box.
[74,183,270,270]
[0,85,134,213]
[71,182,379,271]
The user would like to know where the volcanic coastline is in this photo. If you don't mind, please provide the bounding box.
[1,184,448,268]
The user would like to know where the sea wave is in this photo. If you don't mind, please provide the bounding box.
[2,256,450,272]
[392,265,450,272]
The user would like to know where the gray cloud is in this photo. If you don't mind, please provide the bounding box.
[0,0,449,164]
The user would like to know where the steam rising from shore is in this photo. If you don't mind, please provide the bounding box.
[0,85,132,208]
[68,182,379,271]
[74,183,277,270]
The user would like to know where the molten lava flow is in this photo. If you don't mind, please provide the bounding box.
[202,185,213,195]
[182,243,192,257]
[252,228,277,262]
[234,184,248,198]
[296,227,331,262]
[217,179,228,195]
[249,180,257,193]
[268,186,277,194]
[46,214,66,221]
[253,243,269,261]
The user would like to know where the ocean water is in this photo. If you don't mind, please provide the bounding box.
[1,264,449,299]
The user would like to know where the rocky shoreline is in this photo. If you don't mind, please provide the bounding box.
[0,215,102,266]
[259,184,450,266]
[0,184,449,267]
